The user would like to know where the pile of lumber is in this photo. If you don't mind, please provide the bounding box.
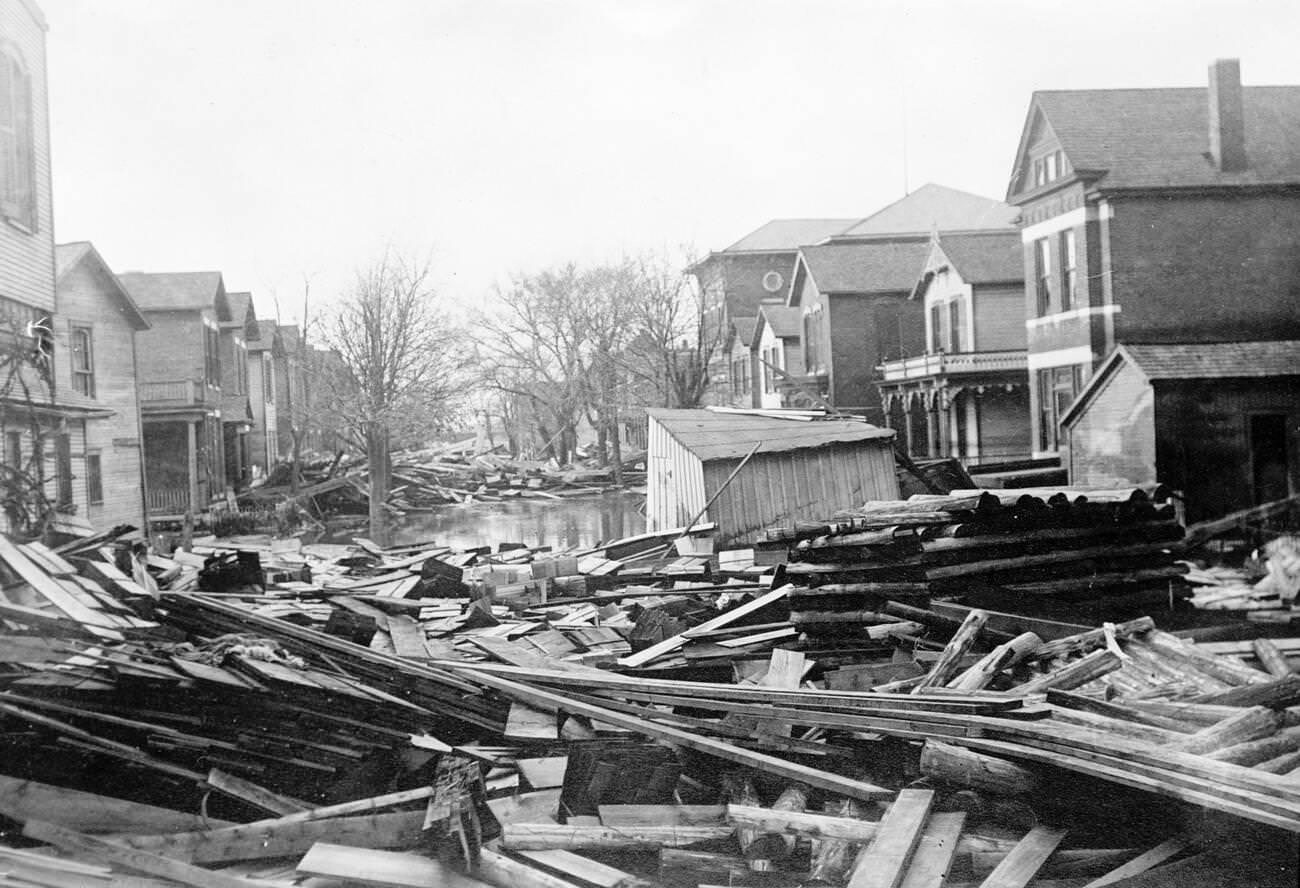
[763,486,1190,625]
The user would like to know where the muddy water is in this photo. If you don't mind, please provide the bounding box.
[386,492,647,551]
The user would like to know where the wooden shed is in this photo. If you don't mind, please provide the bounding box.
[1061,341,1300,523]
[646,408,899,544]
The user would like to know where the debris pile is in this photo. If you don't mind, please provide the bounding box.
[1,488,1298,887]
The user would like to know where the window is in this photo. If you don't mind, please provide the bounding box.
[1061,230,1078,311]
[1031,149,1068,190]
[204,327,221,386]
[929,304,942,352]
[1037,366,1081,452]
[948,301,962,352]
[762,345,781,394]
[263,353,274,402]
[5,430,19,469]
[0,48,35,230]
[54,433,72,508]
[730,354,750,396]
[1034,237,1053,315]
[803,308,822,372]
[85,452,102,505]
[71,326,94,397]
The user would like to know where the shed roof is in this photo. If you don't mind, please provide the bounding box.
[835,184,1018,239]
[1021,86,1300,193]
[117,271,225,312]
[647,408,893,462]
[1061,340,1300,427]
[723,218,858,253]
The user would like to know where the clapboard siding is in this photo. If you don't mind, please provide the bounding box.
[1066,360,1156,489]
[973,285,1027,352]
[0,0,55,312]
[54,255,146,529]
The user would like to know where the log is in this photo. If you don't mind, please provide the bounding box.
[1205,725,1300,767]
[1141,630,1273,686]
[1253,638,1296,678]
[1257,749,1300,775]
[912,609,988,693]
[1192,674,1300,709]
[1168,706,1284,755]
[1012,650,1123,696]
[948,633,1042,692]
[1030,617,1155,661]
[919,740,1039,796]
[845,788,934,888]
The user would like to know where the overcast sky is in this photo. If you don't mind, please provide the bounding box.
[40,0,1300,323]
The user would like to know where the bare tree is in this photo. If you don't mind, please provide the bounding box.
[318,252,467,540]
[0,310,58,539]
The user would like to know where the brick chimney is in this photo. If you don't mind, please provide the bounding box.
[1208,58,1247,172]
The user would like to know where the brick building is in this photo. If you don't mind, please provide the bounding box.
[1006,59,1300,461]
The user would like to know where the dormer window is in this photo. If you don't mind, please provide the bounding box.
[1032,149,1068,189]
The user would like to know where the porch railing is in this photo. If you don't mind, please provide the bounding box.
[878,350,1027,382]
[139,379,206,407]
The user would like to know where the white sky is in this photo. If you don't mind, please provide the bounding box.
[40,0,1300,324]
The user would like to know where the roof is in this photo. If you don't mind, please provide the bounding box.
[799,240,931,295]
[647,408,893,462]
[117,271,225,312]
[732,316,759,348]
[835,184,1019,239]
[1062,340,1300,426]
[1025,86,1300,192]
[53,241,150,331]
[224,291,256,330]
[1123,340,1300,379]
[758,304,802,339]
[722,218,858,253]
[247,319,281,352]
[933,231,1024,285]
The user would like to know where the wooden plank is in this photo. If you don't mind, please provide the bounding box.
[0,776,234,834]
[451,669,896,802]
[900,812,967,888]
[846,788,935,888]
[476,848,592,888]
[618,584,792,667]
[505,702,559,740]
[599,805,726,827]
[173,811,428,865]
[205,768,309,816]
[0,535,120,628]
[516,757,569,790]
[296,842,485,888]
[514,849,654,888]
[500,823,735,851]
[386,615,430,659]
[22,820,264,888]
[977,825,1068,888]
[1080,835,1192,888]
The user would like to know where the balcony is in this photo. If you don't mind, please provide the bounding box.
[878,350,1027,382]
[139,379,215,411]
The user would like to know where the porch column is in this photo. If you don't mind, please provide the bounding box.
[187,420,199,514]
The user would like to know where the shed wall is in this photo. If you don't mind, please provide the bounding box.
[646,415,707,531]
[1067,361,1157,489]
[702,440,899,544]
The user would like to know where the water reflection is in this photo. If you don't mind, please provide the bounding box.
[388,492,646,551]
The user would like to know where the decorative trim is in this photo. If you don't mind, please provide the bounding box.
[1020,206,1089,242]
[1026,346,1093,371]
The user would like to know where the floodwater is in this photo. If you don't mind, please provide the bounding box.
[386,491,647,552]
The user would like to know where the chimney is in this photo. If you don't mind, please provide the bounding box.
[1208,58,1247,172]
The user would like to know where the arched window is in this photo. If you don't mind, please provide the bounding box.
[0,46,35,230]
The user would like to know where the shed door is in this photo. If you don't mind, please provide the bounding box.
[1250,414,1291,505]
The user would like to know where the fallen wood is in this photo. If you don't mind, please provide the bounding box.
[205,767,309,816]
[899,811,967,888]
[919,740,1039,796]
[1079,835,1193,888]
[977,825,1068,888]
[513,849,656,888]
[912,609,987,693]
[846,788,934,888]
[296,841,485,888]
[0,775,234,834]
[476,848,589,888]
[500,822,734,851]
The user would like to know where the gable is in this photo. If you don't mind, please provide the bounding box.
[1008,104,1073,199]
[54,242,149,331]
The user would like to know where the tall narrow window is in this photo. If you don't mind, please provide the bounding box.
[1037,366,1079,452]
[55,433,72,508]
[948,301,962,352]
[929,304,942,352]
[85,452,103,505]
[1034,237,1053,315]
[5,430,19,469]
[0,49,35,230]
[71,326,94,396]
[1061,229,1078,311]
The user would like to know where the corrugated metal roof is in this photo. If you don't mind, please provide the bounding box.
[1123,340,1300,379]
[647,408,893,462]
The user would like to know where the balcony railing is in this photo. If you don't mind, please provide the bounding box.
[139,379,210,408]
[146,479,211,516]
[878,350,1027,382]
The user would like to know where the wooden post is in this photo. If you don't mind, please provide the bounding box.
[1253,638,1295,678]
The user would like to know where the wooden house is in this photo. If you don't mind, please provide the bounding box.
[752,304,808,409]
[877,230,1031,464]
[645,408,898,544]
[1060,341,1300,523]
[219,292,257,489]
[117,271,231,519]
[246,319,281,477]
[52,243,150,531]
